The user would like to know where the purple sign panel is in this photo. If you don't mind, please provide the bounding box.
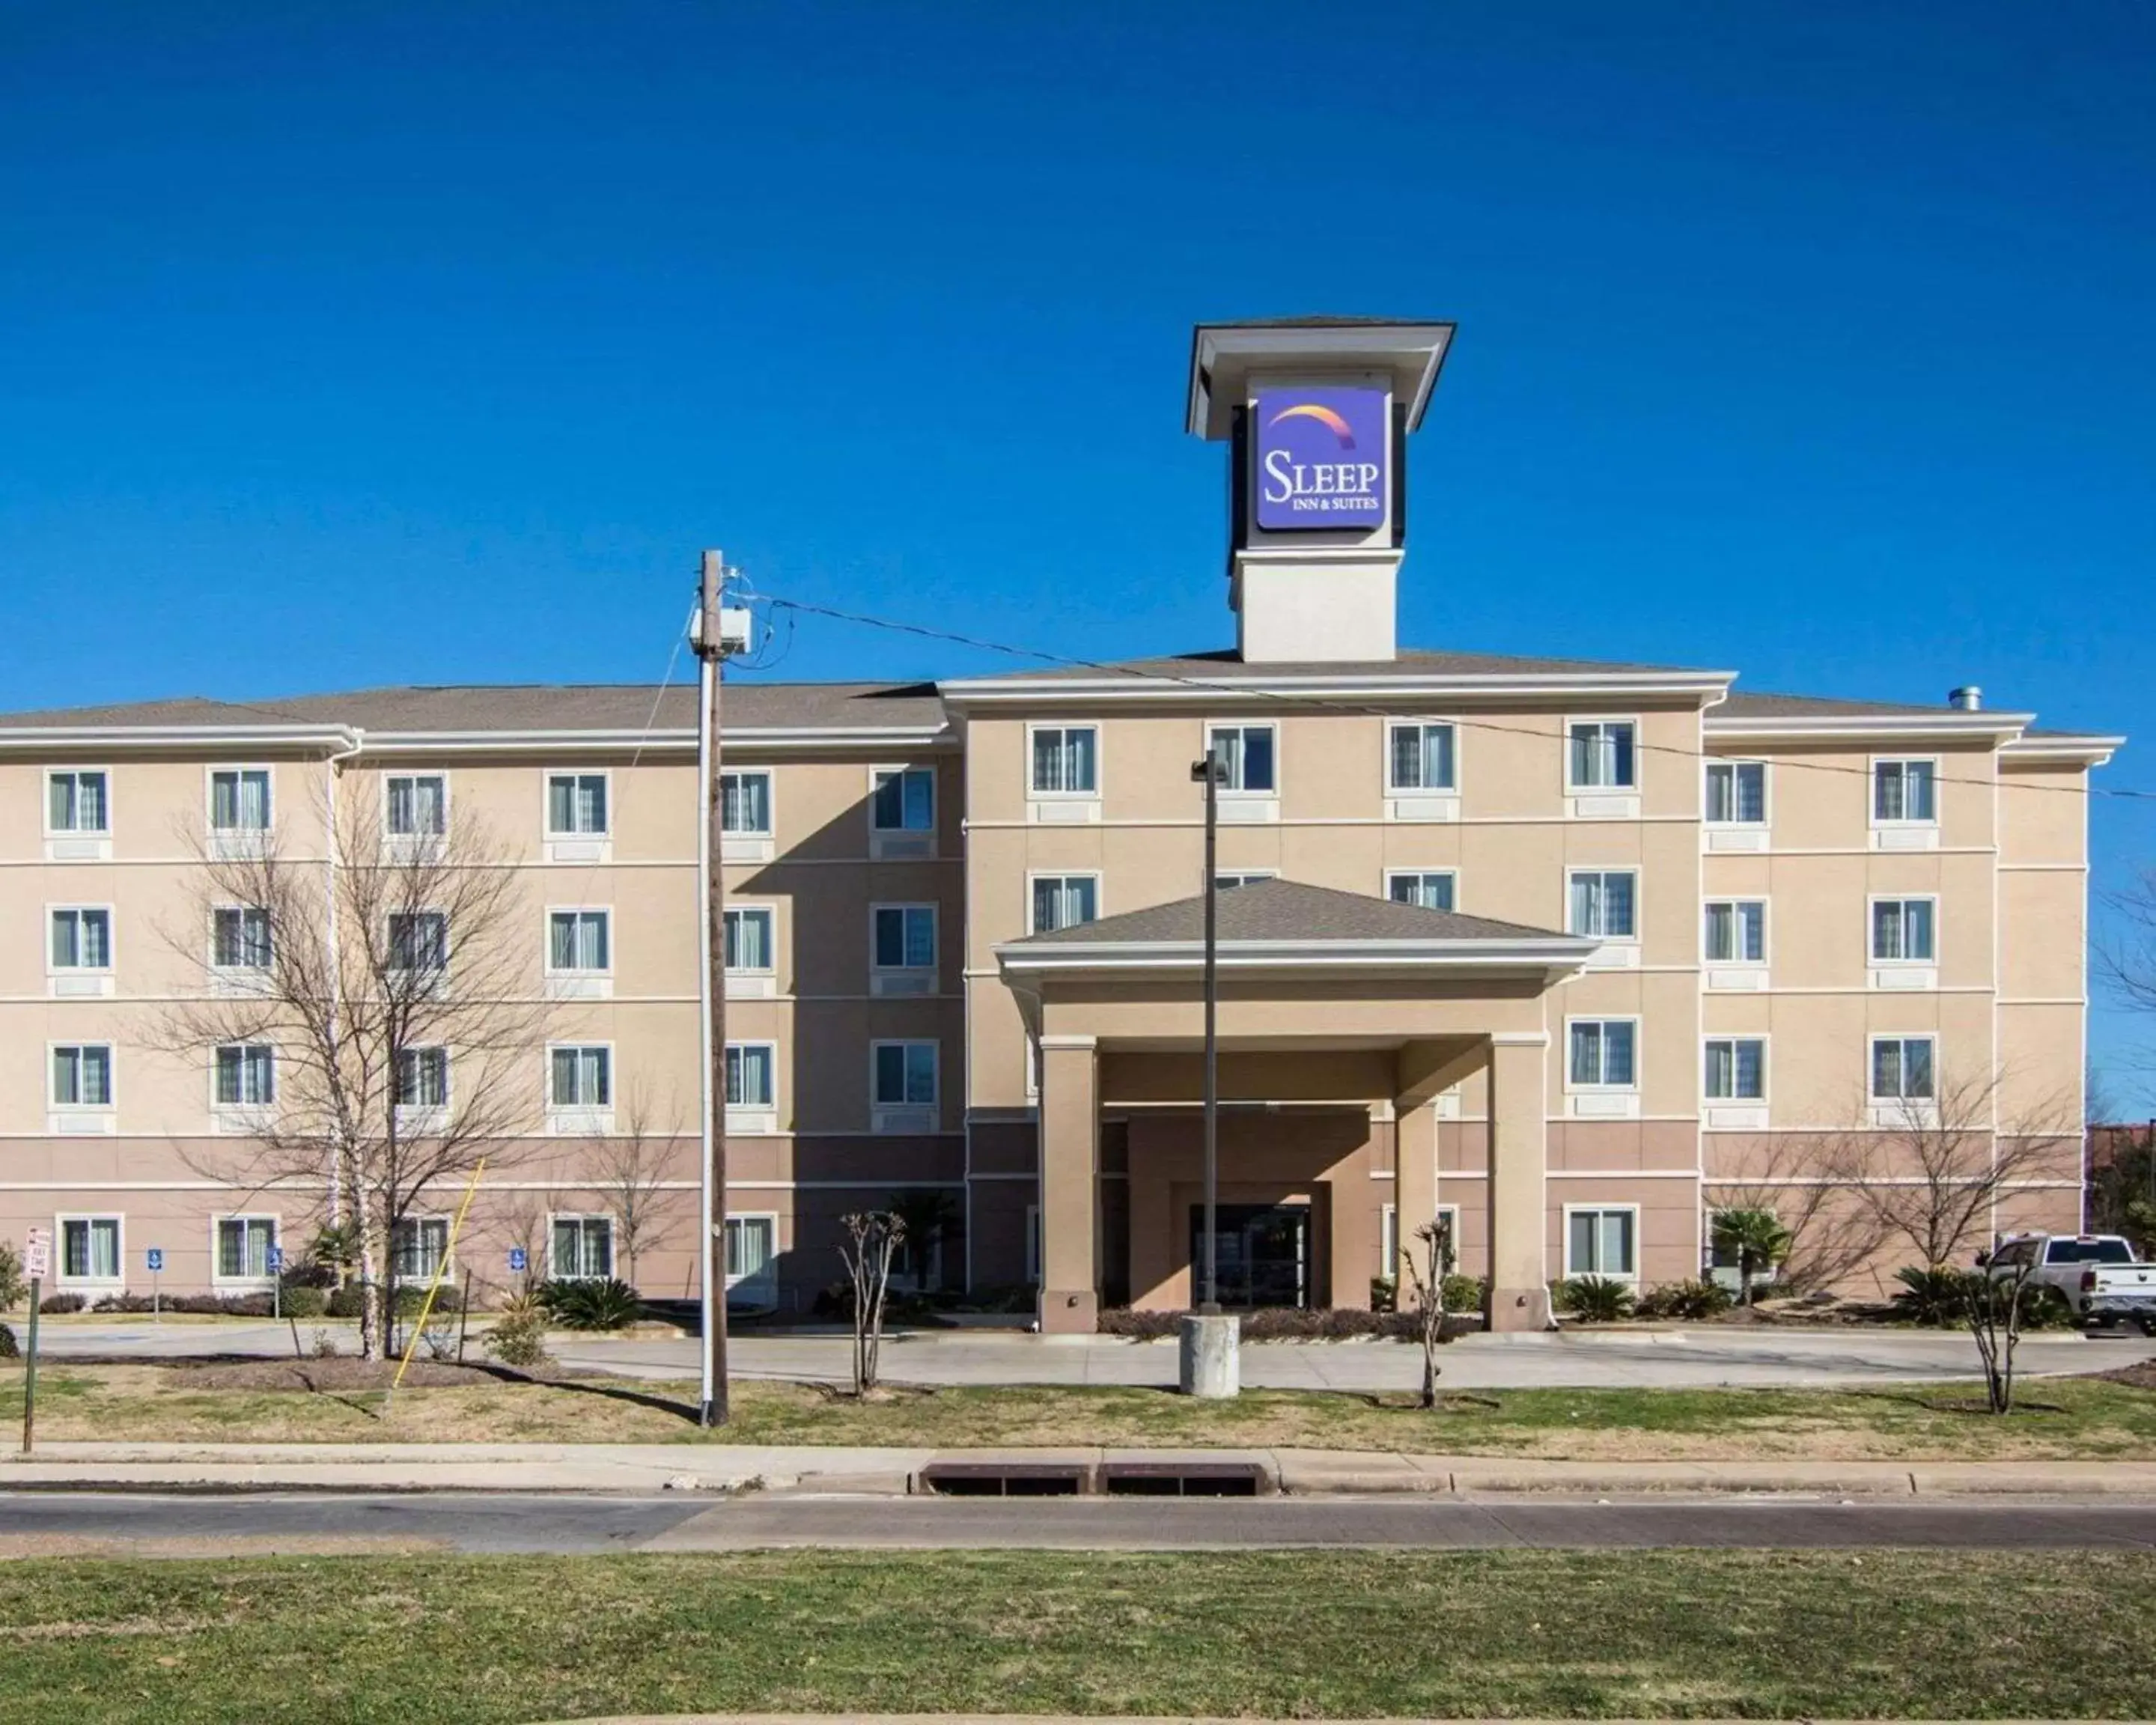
[1252,386,1389,531]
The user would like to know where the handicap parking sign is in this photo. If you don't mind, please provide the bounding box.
[267,1246,284,1273]
[146,1247,164,1271]
[508,1247,528,1273]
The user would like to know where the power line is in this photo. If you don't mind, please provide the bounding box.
[749,590,2149,806]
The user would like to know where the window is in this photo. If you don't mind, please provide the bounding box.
[212,907,272,970]
[1703,899,1767,964]
[1029,725,1098,795]
[720,769,772,835]
[1382,1202,1461,1278]
[209,768,271,832]
[1206,723,1276,793]
[1568,1020,1637,1089]
[1871,898,1936,962]
[1567,870,1637,940]
[1387,722,1457,792]
[1873,758,1937,824]
[873,1041,938,1106]
[722,906,772,973]
[871,767,934,831]
[873,904,937,970]
[725,1042,775,1108]
[391,1217,449,1282]
[546,772,609,836]
[1214,871,1277,891]
[725,1214,776,1289]
[216,1217,278,1280]
[213,1044,276,1107]
[1870,1035,1936,1101]
[49,907,113,970]
[1031,874,1099,934]
[47,770,109,834]
[1568,720,1636,790]
[548,909,611,973]
[548,1045,612,1109]
[395,1046,450,1108]
[1704,761,1767,824]
[1566,1206,1637,1279]
[1386,871,1458,913]
[1704,1037,1766,1101]
[389,910,448,974]
[550,1215,614,1280]
[52,1044,114,1107]
[61,1216,121,1281]
[385,773,447,838]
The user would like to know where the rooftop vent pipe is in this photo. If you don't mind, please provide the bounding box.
[1949,685,1982,711]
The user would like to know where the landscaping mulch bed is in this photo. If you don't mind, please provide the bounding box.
[168,1358,603,1392]
[2095,1359,2156,1393]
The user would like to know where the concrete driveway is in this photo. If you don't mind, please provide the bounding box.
[28,1318,2156,1390]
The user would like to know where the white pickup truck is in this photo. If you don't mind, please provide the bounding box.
[1985,1233,2156,1335]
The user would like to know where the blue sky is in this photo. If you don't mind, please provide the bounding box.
[4,1,2154,1099]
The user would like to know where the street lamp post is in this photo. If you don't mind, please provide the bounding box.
[1180,744,1238,1396]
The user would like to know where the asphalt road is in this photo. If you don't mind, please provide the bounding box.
[7,1491,2156,1556]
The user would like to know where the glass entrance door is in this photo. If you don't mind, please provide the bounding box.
[1190,1202,1312,1309]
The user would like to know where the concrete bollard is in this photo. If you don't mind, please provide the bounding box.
[1178,1312,1241,1399]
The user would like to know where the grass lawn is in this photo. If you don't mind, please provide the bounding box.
[4,1360,2155,1456]
[0,1549,2152,1722]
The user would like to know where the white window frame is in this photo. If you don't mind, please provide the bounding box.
[1380,1201,1461,1280]
[543,768,612,837]
[1204,721,1279,797]
[208,904,274,981]
[1566,868,1640,946]
[1868,895,1939,965]
[1028,871,1102,935]
[1702,897,1770,966]
[1870,755,1940,830]
[1702,1035,1768,1102]
[1563,717,1639,793]
[44,767,113,837]
[46,903,116,988]
[210,1041,278,1115]
[49,1041,118,1114]
[545,1042,615,1116]
[725,1040,779,1120]
[1565,1017,1641,1092]
[393,1044,452,1122]
[719,767,776,862]
[389,1215,453,1284]
[724,1211,780,1302]
[1383,869,1459,913]
[1702,758,1770,827]
[869,902,939,991]
[204,764,274,846]
[382,770,451,843]
[868,764,937,832]
[722,904,776,975]
[210,1214,281,1288]
[1213,870,1278,892]
[871,1039,940,1107]
[55,1211,125,1288]
[544,907,613,974]
[1562,1203,1640,1283]
[1026,722,1101,800]
[1385,721,1459,794]
[1868,1033,1939,1105]
[387,908,451,984]
[547,1212,617,1282]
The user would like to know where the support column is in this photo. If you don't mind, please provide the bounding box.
[1485,1033,1551,1332]
[1037,1034,1100,1335]
[1394,1099,1438,1283]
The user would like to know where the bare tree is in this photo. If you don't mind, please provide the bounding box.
[1396,1215,1455,1410]
[1819,1068,2078,1273]
[156,779,543,1359]
[589,1082,688,1290]
[2098,867,2156,1074]
[1962,1253,2041,1416]
[1705,1137,1889,1296]
[837,1211,905,1396]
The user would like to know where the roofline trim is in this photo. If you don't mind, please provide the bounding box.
[0,723,359,751]
[1704,712,2037,742]
[995,934,1597,976]
[941,670,1736,707]
[357,725,957,755]
[1999,734,2124,767]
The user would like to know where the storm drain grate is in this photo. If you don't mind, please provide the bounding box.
[917,1463,1085,1497]
[1100,1461,1267,1498]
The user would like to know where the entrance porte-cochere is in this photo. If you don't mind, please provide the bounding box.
[995,879,1595,1335]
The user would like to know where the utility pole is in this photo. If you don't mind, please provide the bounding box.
[1178,745,1237,1397]
[695,549,732,1427]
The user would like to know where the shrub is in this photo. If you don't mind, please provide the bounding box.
[1441,1273,1488,1316]
[1892,1265,1967,1326]
[281,1286,328,1318]
[535,1277,642,1331]
[278,1256,337,1292]
[39,1293,85,1315]
[1636,1277,1734,1320]
[1556,1276,1635,1322]
[1370,1276,1397,1314]
[324,1283,463,1319]
[487,1295,551,1368]
[0,1240,25,1312]
[325,1284,365,1319]
[1097,1306,1424,1340]
[0,1321,17,1359]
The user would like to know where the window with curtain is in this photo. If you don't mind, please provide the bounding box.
[1213,871,1276,891]
[1205,724,1276,793]
[551,1215,614,1280]
[722,907,772,972]
[1029,726,1098,794]
[1568,721,1636,789]
[1871,1035,1936,1101]
[1871,898,1936,961]
[49,907,112,969]
[395,1047,450,1109]
[1705,761,1767,824]
[213,1044,276,1107]
[725,1214,776,1286]
[1030,874,1099,934]
[62,1217,121,1280]
[1704,1037,1766,1101]
[726,1043,775,1108]
[47,770,109,833]
[385,773,447,837]
[874,1041,937,1106]
[209,768,270,831]
[1386,871,1458,912]
[1566,1208,1636,1278]
[548,909,610,972]
[52,1044,114,1107]
[389,911,448,974]
[1703,899,1767,964]
[549,1045,612,1109]
[1568,1020,1637,1088]
[217,1217,278,1280]
[873,904,937,969]
[871,767,934,831]
[720,769,773,834]
[391,1217,449,1280]
[546,772,609,835]
[212,906,272,969]
[1567,870,1637,939]
[1873,758,1937,823]
[1386,722,1457,791]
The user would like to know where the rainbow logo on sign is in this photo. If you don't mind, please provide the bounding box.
[1252,386,1387,530]
[1266,401,1359,447]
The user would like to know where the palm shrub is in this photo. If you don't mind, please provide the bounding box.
[1558,1275,1635,1322]
[535,1277,642,1331]
[1711,1208,1792,1306]
[1892,1265,1968,1325]
[1636,1277,1733,1320]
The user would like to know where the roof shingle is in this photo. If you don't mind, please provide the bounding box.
[1008,877,1569,946]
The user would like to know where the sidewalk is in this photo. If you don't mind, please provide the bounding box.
[9,1440,2156,1498]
